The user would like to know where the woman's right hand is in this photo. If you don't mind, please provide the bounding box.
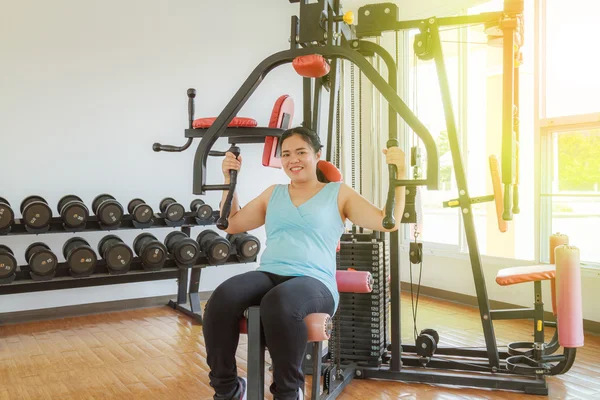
[222,151,242,182]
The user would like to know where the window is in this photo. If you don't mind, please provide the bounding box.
[398,0,536,259]
[540,122,600,265]
[539,0,600,266]
[544,0,600,118]
[462,0,535,260]
[406,23,461,247]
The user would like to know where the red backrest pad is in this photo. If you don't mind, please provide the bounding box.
[262,95,294,168]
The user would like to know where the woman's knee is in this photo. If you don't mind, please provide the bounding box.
[205,277,246,320]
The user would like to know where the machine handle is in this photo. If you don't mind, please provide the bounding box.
[216,146,241,230]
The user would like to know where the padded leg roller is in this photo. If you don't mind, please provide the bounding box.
[555,245,584,348]
[305,313,332,343]
[336,270,373,293]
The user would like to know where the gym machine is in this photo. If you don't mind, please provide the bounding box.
[152,0,583,397]
[0,195,261,326]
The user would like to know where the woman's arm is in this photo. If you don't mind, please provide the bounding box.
[221,184,275,235]
[219,151,274,234]
[340,147,407,232]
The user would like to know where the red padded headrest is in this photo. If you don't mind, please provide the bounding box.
[263,95,295,169]
[317,160,342,183]
[292,55,330,78]
[268,95,294,129]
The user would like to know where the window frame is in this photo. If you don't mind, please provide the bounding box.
[536,0,600,268]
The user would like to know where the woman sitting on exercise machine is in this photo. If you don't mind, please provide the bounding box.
[203,126,406,400]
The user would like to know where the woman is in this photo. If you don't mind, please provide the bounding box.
[203,127,406,400]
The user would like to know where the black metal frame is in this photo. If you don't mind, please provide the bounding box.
[152,0,578,398]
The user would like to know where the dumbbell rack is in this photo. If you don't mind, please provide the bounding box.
[0,209,257,325]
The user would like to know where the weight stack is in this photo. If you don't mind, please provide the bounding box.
[329,230,391,367]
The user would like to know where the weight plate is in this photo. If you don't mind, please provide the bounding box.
[177,242,198,263]
[0,251,17,278]
[22,201,52,229]
[164,202,185,222]
[142,243,167,266]
[159,197,177,213]
[62,202,88,228]
[98,202,123,226]
[210,242,230,262]
[0,201,14,230]
[105,243,132,271]
[127,198,145,214]
[57,195,82,214]
[20,195,47,214]
[67,247,97,274]
[132,203,153,224]
[240,239,259,258]
[91,194,115,214]
[30,249,57,275]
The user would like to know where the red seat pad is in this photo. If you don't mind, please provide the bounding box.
[192,117,257,129]
[495,264,556,286]
[292,55,330,78]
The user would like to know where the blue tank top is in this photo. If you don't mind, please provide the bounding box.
[257,182,345,311]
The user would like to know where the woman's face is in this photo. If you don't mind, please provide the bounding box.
[280,134,320,183]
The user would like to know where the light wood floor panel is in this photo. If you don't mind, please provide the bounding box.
[1,294,599,400]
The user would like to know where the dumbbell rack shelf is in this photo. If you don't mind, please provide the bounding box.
[0,211,219,236]
[0,210,254,325]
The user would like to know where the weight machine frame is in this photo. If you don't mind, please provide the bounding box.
[151,0,577,397]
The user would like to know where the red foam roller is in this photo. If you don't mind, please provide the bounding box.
[292,55,330,78]
[305,313,331,342]
[336,270,372,293]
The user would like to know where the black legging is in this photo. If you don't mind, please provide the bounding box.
[203,270,335,400]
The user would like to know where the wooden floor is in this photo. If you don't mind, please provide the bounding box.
[1,294,599,400]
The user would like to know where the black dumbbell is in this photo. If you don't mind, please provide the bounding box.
[159,197,186,223]
[127,198,154,225]
[226,232,261,262]
[57,195,89,229]
[197,230,231,265]
[92,194,124,227]
[20,196,52,230]
[25,242,58,277]
[0,197,15,231]
[98,235,133,273]
[0,245,17,279]
[133,233,168,270]
[190,199,213,221]
[164,231,200,265]
[63,237,97,276]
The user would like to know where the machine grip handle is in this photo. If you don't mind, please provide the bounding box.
[187,88,196,129]
[216,146,241,230]
[382,164,397,230]
[503,183,513,221]
[513,184,520,214]
[152,139,193,153]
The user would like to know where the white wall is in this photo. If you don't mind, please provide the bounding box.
[0,0,301,312]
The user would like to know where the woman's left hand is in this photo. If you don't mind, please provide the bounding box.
[382,147,406,177]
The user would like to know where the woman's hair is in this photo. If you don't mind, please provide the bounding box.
[279,127,329,182]
[280,126,323,154]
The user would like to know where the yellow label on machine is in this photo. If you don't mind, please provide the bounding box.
[537,320,542,331]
